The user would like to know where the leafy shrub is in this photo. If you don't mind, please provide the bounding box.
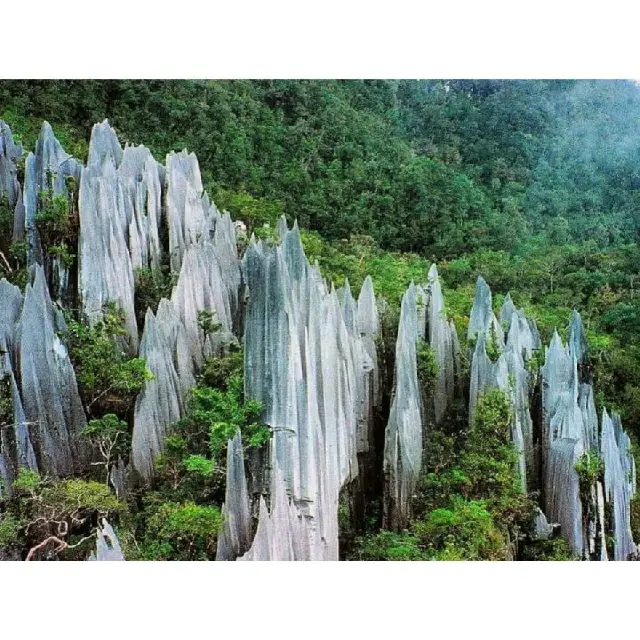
[199,349,244,390]
[134,266,174,325]
[35,190,71,247]
[520,537,577,561]
[350,530,428,561]
[0,375,12,427]
[144,501,223,560]
[81,414,130,481]
[64,303,152,417]
[412,497,508,560]
[47,242,75,269]
[416,339,438,387]
[0,514,23,550]
[12,468,41,496]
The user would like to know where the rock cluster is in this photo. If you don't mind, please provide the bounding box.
[541,317,636,559]
[382,265,459,530]
[224,219,379,560]
[24,123,82,301]
[0,266,90,482]
[88,518,125,561]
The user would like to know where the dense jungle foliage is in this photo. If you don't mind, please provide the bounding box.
[2,79,640,559]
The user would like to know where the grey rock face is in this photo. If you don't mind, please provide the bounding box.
[356,276,381,455]
[88,518,125,561]
[118,144,163,274]
[499,292,517,329]
[79,125,139,354]
[601,409,636,560]
[568,310,589,370]
[531,507,554,541]
[131,303,195,483]
[0,120,22,211]
[426,264,457,424]
[468,275,504,348]
[87,120,123,167]
[536,317,637,560]
[131,208,240,482]
[239,466,309,561]
[540,332,588,556]
[383,283,423,530]
[469,332,509,425]
[165,151,215,273]
[240,219,372,559]
[22,122,82,271]
[0,267,89,479]
[217,429,253,561]
[18,266,89,476]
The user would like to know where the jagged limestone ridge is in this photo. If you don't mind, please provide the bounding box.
[383,283,423,531]
[79,122,139,354]
[426,264,457,424]
[0,121,23,226]
[0,267,88,479]
[241,219,370,559]
[601,408,637,560]
[23,123,82,281]
[467,275,504,348]
[88,518,125,561]
[131,302,195,483]
[216,428,253,561]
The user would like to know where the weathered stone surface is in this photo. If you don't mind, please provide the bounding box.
[0,120,22,211]
[23,122,82,271]
[0,278,39,475]
[356,276,381,455]
[89,518,125,561]
[131,303,195,483]
[131,189,240,481]
[531,507,554,540]
[17,266,89,476]
[601,409,636,560]
[468,275,504,348]
[240,220,370,559]
[217,428,253,561]
[426,264,457,424]
[79,124,139,353]
[118,144,163,273]
[568,310,589,369]
[87,120,123,167]
[239,466,309,561]
[165,151,215,273]
[499,292,517,329]
[545,433,584,555]
[383,283,423,530]
[109,457,129,503]
[171,239,237,368]
[503,338,532,488]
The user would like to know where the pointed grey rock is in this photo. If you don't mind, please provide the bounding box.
[601,409,636,560]
[0,120,22,210]
[23,122,82,272]
[241,220,370,559]
[17,266,89,476]
[383,283,423,530]
[217,428,253,560]
[131,304,194,483]
[426,264,456,424]
[87,120,123,167]
[568,310,589,368]
[468,275,504,348]
[89,518,125,561]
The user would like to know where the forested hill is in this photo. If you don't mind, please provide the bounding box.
[3,80,640,255]
[4,79,639,427]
